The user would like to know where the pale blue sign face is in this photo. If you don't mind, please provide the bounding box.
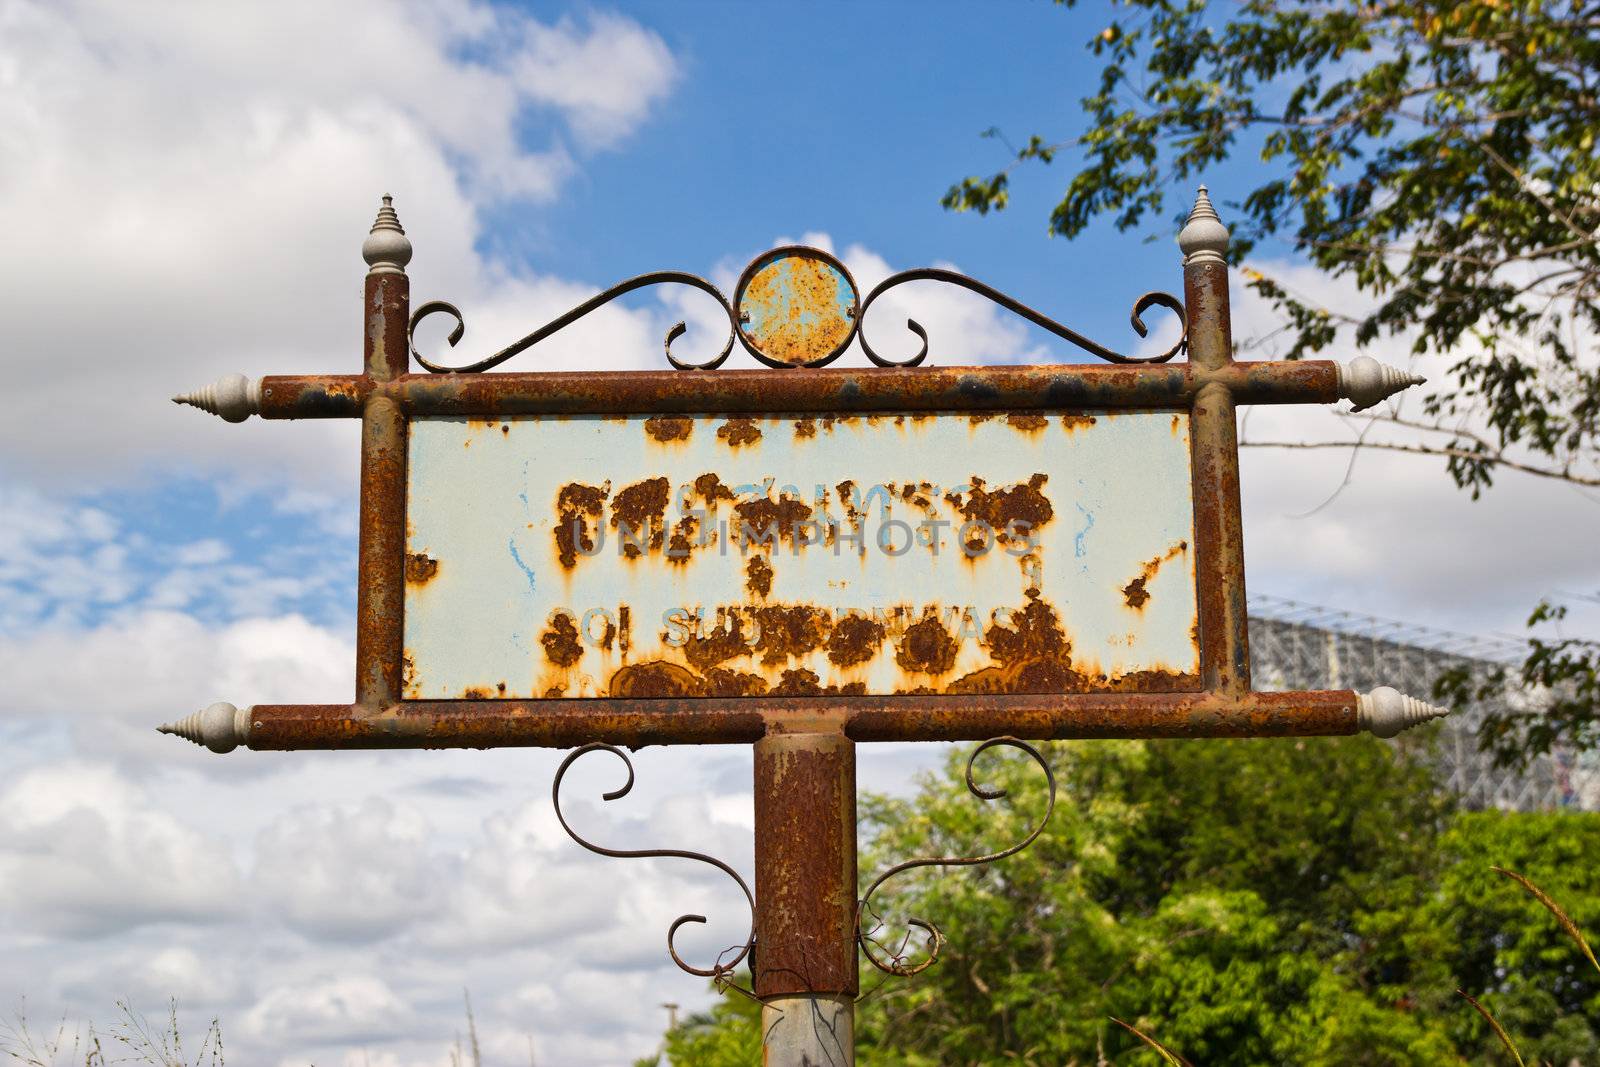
[402,411,1199,701]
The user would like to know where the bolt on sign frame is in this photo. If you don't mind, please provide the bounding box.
[165,189,1448,1063]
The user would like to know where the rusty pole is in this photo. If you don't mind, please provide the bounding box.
[1180,186,1251,697]
[354,196,411,708]
[754,728,858,1065]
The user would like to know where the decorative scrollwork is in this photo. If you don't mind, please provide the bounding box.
[552,742,755,980]
[411,247,1186,372]
[856,267,1187,368]
[409,272,738,373]
[856,737,1056,977]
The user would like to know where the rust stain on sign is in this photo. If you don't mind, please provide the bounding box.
[403,411,1199,700]
[1122,540,1191,611]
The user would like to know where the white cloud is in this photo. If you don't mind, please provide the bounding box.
[0,0,678,490]
[254,798,442,944]
[0,762,242,939]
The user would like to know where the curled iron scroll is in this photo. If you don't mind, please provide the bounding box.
[856,737,1056,977]
[856,267,1186,368]
[552,742,755,979]
[409,271,738,373]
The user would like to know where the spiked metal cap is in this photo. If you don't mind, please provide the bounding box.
[159,701,250,754]
[1337,355,1427,411]
[362,193,411,276]
[1358,686,1451,738]
[1178,186,1229,266]
[171,372,258,422]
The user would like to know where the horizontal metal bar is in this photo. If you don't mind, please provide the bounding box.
[241,689,1358,750]
[255,361,1339,421]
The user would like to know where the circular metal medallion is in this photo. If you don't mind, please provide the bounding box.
[733,246,860,368]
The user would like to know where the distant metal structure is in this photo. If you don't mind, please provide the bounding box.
[1250,594,1600,811]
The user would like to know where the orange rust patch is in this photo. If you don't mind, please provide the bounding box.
[694,472,737,506]
[609,661,701,698]
[734,495,814,545]
[555,482,608,569]
[1005,414,1048,433]
[716,418,763,448]
[461,687,491,699]
[771,668,824,696]
[684,615,755,671]
[1122,540,1190,611]
[827,614,885,668]
[544,685,566,698]
[666,519,696,566]
[968,413,996,426]
[702,667,769,697]
[746,555,773,598]
[753,604,832,666]
[610,477,670,558]
[947,473,1054,545]
[895,614,958,674]
[1061,414,1098,434]
[985,595,1070,665]
[1170,414,1181,435]
[793,417,817,439]
[404,552,438,584]
[540,614,582,667]
[644,416,693,444]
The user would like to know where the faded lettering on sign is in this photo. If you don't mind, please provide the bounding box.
[403,412,1198,700]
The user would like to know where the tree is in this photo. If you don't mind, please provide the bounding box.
[941,0,1600,767]
[652,738,1600,1063]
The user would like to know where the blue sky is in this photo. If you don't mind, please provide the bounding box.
[1,2,1595,1066]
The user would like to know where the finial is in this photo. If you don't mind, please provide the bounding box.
[1336,355,1427,411]
[1177,185,1229,266]
[1358,686,1451,738]
[159,701,250,754]
[171,372,259,422]
[362,193,412,276]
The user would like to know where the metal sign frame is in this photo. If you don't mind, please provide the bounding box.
[164,189,1447,1062]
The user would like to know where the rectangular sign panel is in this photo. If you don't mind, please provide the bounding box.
[402,412,1199,700]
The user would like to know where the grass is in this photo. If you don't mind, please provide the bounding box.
[2,1000,220,1067]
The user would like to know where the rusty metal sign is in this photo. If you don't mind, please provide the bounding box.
[163,191,1452,1064]
[402,410,1198,702]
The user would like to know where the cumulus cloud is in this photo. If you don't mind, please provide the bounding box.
[0,763,242,939]
[0,0,678,488]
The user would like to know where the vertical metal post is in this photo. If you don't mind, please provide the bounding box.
[1181,187,1251,696]
[754,729,857,1066]
[355,196,412,707]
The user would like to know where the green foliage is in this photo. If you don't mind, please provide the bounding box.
[644,985,761,1067]
[943,0,1600,765]
[654,738,1600,1064]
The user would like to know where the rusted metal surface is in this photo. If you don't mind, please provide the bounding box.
[734,246,859,368]
[239,689,1359,750]
[1185,255,1251,696]
[753,732,858,998]
[402,411,1200,701]
[253,361,1340,421]
[354,271,410,706]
